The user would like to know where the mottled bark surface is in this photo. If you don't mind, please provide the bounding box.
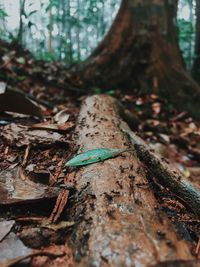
[69,95,194,267]
[192,0,200,82]
[76,0,200,120]
[120,121,200,217]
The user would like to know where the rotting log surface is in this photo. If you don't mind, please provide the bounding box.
[70,95,193,267]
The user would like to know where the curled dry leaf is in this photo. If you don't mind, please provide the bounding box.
[54,110,70,125]
[0,90,42,118]
[0,220,15,242]
[31,121,75,132]
[0,167,59,205]
[0,123,63,147]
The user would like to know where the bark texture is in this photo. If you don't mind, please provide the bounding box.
[70,95,194,267]
[192,0,200,82]
[121,121,200,217]
[76,0,200,119]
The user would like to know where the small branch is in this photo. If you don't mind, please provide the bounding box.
[120,121,200,217]
[4,251,65,267]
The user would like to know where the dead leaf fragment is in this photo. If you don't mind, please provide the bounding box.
[31,122,74,132]
[1,123,63,147]
[0,167,59,204]
[0,232,32,267]
[41,220,74,231]
[49,189,69,223]
[159,134,170,143]
[0,82,6,94]
[16,57,25,64]
[152,102,161,115]
[0,90,42,118]
[54,110,70,125]
[0,220,15,242]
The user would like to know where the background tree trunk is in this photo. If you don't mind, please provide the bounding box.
[192,0,200,82]
[77,0,200,120]
[17,0,26,44]
[48,4,53,54]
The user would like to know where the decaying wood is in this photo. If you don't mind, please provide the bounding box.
[120,122,200,217]
[69,95,194,267]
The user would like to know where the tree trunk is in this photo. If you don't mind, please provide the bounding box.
[65,0,73,64]
[192,0,200,82]
[188,0,194,70]
[69,94,194,267]
[77,0,200,120]
[17,0,26,44]
[48,6,53,54]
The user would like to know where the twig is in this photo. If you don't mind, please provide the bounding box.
[3,251,65,267]
[196,237,200,258]
[22,144,31,167]
[49,189,69,223]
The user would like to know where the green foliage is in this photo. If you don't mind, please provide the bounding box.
[39,51,55,62]
[93,87,102,94]
[0,0,197,70]
[45,0,59,12]
[0,7,10,41]
[0,8,8,18]
[93,87,115,95]
[178,18,195,69]
[0,0,120,64]
[28,10,37,17]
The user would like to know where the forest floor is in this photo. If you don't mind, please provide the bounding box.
[0,41,200,266]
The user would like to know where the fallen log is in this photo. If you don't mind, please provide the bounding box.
[69,95,194,267]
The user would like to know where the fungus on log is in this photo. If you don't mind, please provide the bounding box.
[69,95,194,267]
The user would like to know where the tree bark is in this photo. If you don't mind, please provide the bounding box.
[76,0,200,120]
[120,121,200,217]
[17,0,26,44]
[192,0,200,82]
[48,5,53,54]
[69,95,194,267]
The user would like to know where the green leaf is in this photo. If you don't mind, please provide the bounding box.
[66,148,133,167]
[105,90,115,95]
[93,87,102,94]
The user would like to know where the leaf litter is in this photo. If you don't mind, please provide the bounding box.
[1,41,200,264]
[0,41,79,266]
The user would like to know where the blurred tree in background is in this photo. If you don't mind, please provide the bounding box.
[178,0,195,70]
[0,0,198,71]
[0,0,120,64]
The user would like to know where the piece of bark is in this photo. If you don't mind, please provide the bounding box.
[70,95,193,267]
